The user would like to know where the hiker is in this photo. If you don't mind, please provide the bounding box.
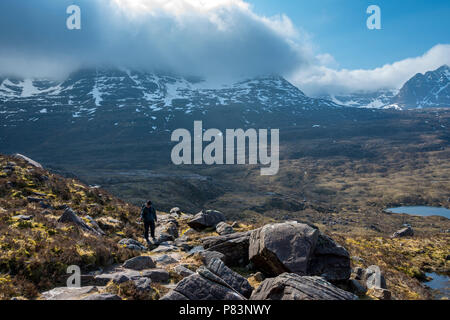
[141,200,158,244]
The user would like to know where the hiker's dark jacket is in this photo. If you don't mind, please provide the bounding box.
[141,206,157,223]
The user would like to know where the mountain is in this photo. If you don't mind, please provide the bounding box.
[321,89,398,109]
[390,65,450,109]
[319,65,450,110]
[0,68,339,129]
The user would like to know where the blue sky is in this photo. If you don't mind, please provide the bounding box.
[250,0,450,69]
[0,0,448,95]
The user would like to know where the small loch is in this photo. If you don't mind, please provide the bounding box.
[385,206,450,219]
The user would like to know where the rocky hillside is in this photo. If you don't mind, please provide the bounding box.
[0,154,448,300]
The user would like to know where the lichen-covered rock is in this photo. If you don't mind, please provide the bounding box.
[250,273,357,300]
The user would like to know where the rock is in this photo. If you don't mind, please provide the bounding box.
[133,277,153,292]
[253,272,265,282]
[174,265,195,278]
[188,210,226,230]
[94,271,141,285]
[141,269,170,283]
[364,265,387,289]
[392,226,414,238]
[207,258,253,298]
[307,234,351,281]
[12,215,33,221]
[82,293,122,300]
[13,154,43,169]
[27,196,44,203]
[250,273,357,300]
[118,238,147,251]
[154,254,179,266]
[170,207,181,217]
[216,222,234,235]
[188,246,204,255]
[183,228,197,237]
[201,231,252,267]
[161,273,245,301]
[367,288,391,300]
[152,243,178,253]
[85,216,105,236]
[41,286,99,300]
[196,251,225,265]
[155,233,175,243]
[58,208,100,235]
[249,222,319,276]
[157,221,179,239]
[122,256,156,270]
[349,279,367,296]
[352,267,365,280]
[174,239,193,252]
[39,201,53,209]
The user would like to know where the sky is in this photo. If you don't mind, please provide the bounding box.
[0,0,449,96]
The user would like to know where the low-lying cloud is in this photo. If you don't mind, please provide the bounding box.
[292,44,450,96]
[0,0,309,80]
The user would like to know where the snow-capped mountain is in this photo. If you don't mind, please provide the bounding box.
[319,65,450,110]
[390,65,450,109]
[320,89,398,109]
[0,68,340,130]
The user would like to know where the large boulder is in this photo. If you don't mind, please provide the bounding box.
[188,210,226,230]
[122,256,156,270]
[307,234,351,281]
[201,231,252,267]
[249,222,319,276]
[140,269,170,283]
[207,258,253,298]
[392,226,414,238]
[250,273,357,300]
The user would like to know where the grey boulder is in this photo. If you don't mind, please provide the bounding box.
[122,256,156,270]
[216,222,234,235]
[201,231,252,267]
[188,210,226,230]
[392,226,414,238]
[249,222,319,276]
[250,273,357,300]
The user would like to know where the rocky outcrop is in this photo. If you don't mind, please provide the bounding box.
[57,208,101,236]
[188,210,226,230]
[122,256,156,270]
[41,286,100,300]
[207,258,253,298]
[216,222,234,235]
[82,293,122,300]
[13,154,43,169]
[201,231,252,267]
[250,273,357,300]
[307,234,351,281]
[161,258,251,300]
[249,222,319,276]
[392,226,414,238]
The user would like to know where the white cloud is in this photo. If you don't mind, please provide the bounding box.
[290,44,450,96]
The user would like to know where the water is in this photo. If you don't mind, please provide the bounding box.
[424,273,450,300]
[386,206,450,219]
